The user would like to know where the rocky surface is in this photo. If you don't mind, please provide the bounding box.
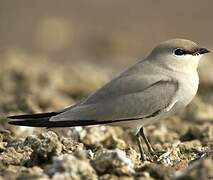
[0,57,212,180]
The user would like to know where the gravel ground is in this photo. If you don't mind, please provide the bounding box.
[0,55,212,180]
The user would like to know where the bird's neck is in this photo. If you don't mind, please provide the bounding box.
[165,61,199,75]
[148,57,199,75]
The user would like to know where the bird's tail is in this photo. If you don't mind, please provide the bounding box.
[8,111,61,127]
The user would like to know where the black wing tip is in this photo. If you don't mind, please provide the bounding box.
[7,112,59,120]
[7,115,26,119]
[8,119,50,127]
[8,119,26,126]
[8,120,21,125]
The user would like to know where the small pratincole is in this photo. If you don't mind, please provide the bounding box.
[8,39,210,161]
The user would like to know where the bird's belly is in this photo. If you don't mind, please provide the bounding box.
[109,110,175,135]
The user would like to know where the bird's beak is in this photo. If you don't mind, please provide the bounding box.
[198,48,210,54]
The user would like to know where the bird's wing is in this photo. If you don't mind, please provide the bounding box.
[50,73,179,123]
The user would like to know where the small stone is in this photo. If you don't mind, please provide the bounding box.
[81,126,112,147]
[0,146,32,166]
[179,140,202,153]
[60,137,84,153]
[125,147,140,166]
[91,148,134,176]
[24,131,63,166]
[44,154,97,180]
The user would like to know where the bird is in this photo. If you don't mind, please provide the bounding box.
[8,39,210,161]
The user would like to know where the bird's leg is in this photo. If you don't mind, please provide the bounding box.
[136,132,147,161]
[139,127,155,155]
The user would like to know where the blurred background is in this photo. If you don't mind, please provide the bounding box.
[0,0,213,113]
[0,1,212,179]
[1,0,213,66]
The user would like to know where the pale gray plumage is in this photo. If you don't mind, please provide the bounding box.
[50,67,178,123]
[8,39,209,135]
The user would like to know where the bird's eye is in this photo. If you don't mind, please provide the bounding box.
[174,48,185,56]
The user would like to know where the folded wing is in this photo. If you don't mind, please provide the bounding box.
[50,78,178,123]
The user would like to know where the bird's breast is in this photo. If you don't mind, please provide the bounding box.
[176,71,199,108]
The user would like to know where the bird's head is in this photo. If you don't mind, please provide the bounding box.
[148,39,210,72]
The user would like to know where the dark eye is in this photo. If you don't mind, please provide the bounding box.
[174,48,185,56]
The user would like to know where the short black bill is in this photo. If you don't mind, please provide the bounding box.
[198,48,210,54]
